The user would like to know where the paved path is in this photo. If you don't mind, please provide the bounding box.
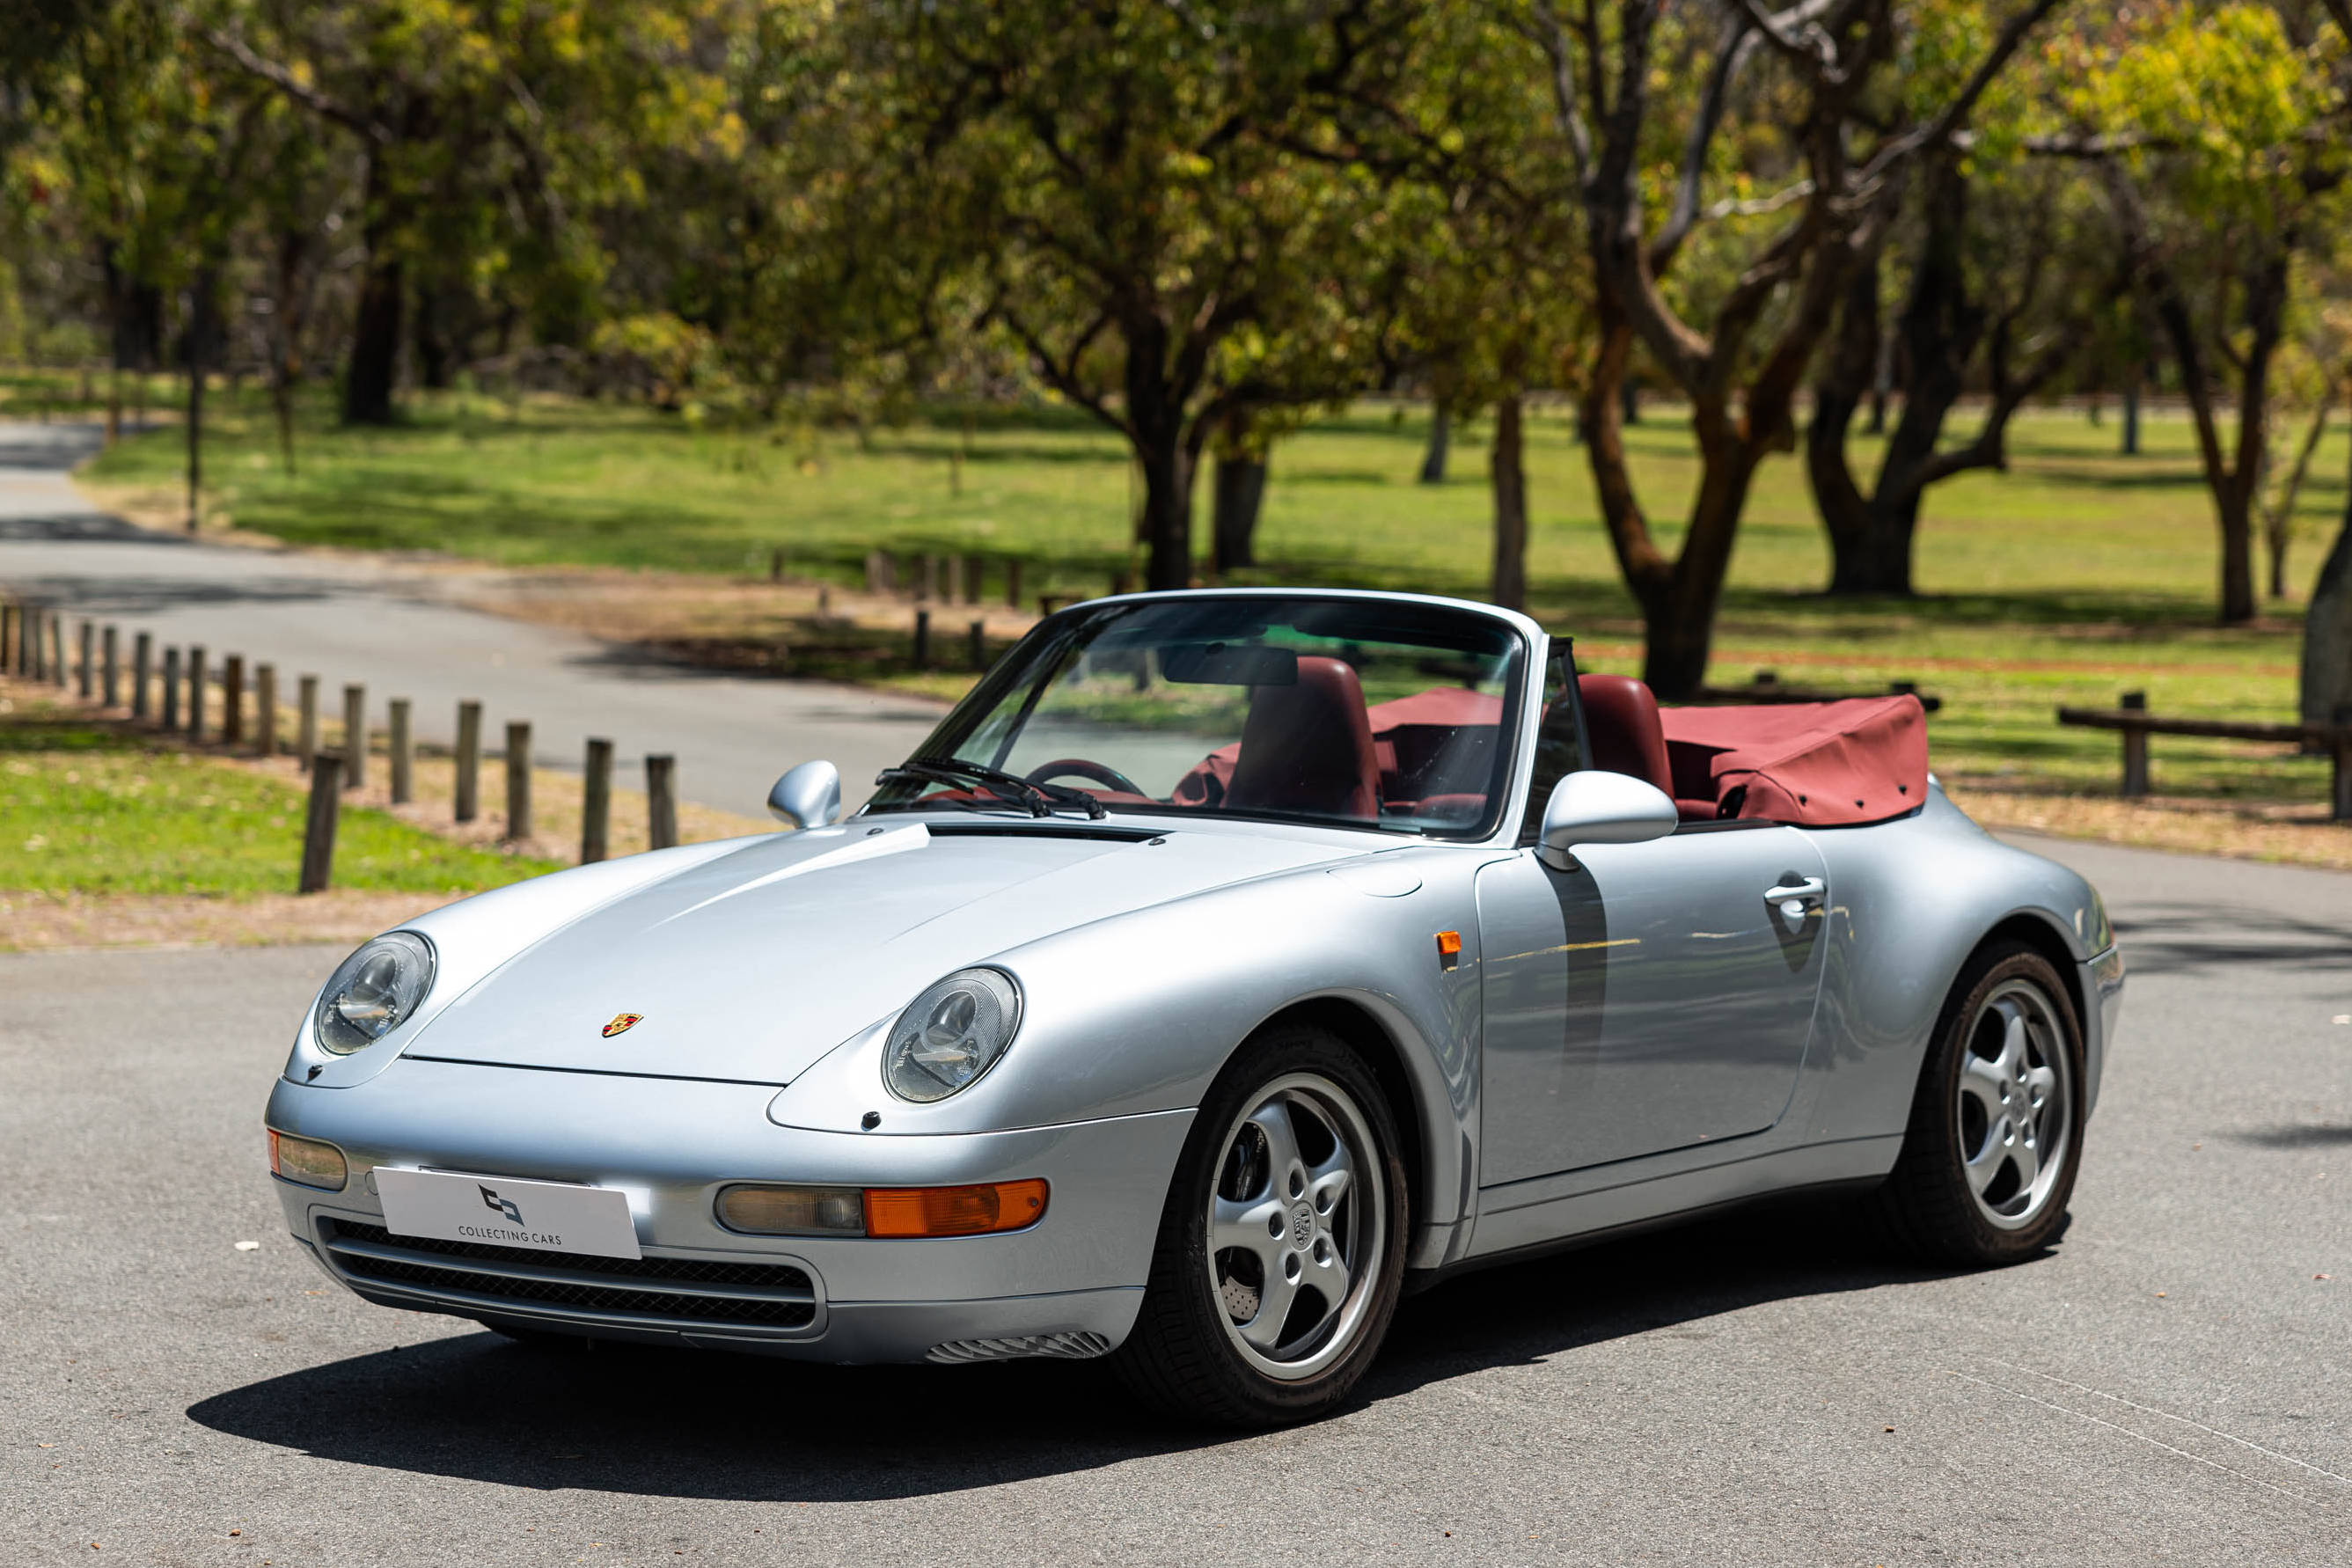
[0,421,945,816]
[3,832,2346,1564]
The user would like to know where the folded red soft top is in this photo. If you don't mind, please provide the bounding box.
[1658,694,1929,826]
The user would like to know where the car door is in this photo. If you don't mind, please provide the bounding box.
[1476,823,1829,1186]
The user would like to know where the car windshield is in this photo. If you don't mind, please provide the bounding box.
[868,596,1527,837]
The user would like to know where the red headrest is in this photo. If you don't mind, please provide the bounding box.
[1576,674,1673,797]
[1225,656,1381,820]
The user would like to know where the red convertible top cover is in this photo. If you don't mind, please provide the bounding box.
[1658,694,1928,826]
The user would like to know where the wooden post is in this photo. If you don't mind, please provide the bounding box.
[102,626,119,708]
[48,615,64,687]
[2333,709,2352,824]
[963,553,983,604]
[297,749,342,894]
[865,550,893,596]
[920,553,940,602]
[187,646,207,739]
[769,547,785,583]
[1005,559,1023,610]
[1038,594,1063,617]
[503,721,531,842]
[161,648,180,730]
[254,663,276,756]
[222,656,244,744]
[77,621,93,699]
[24,606,40,680]
[969,619,986,671]
[341,684,366,788]
[132,632,152,721]
[912,608,931,669]
[296,675,319,759]
[2120,691,2150,798]
[1754,670,1778,687]
[454,700,482,822]
[646,754,678,850]
[582,736,612,864]
[0,603,13,672]
[388,699,413,804]
[1110,570,1132,597]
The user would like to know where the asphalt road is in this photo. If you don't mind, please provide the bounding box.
[0,421,946,815]
[4,831,2346,1564]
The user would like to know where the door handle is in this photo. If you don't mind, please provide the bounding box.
[1763,877,1826,904]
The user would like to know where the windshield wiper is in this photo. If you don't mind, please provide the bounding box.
[875,758,1108,820]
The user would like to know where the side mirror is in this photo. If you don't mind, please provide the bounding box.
[768,759,841,829]
[1538,770,1677,868]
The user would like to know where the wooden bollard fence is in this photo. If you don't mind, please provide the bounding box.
[582,737,613,864]
[222,656,244,745]
[1005,559,1022,610]
[47,612,64,685]
[912,608,931,669]
[503,721,532,842]
[296,675,319,759]
[254,663,276,755]
[388,699,413,803]
[0,602,14,672]
[646,754,678,850]
[454,700,481,822]
[297,750,342,894]
[969,619,986,671]
[132,632,151,720]
[77,620,92,700]
[963,554,983,604]
[342,684,366,788]
[161,648,180,729]
[187,646,207,740]
[102,626,119,708]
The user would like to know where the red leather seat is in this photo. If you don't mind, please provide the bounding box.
[1225,656,1381,819]
[1577,674,1674,797]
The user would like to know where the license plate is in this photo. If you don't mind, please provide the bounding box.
[375,1169,642,1261]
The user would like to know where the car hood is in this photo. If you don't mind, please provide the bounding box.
[403,820,1360,1085]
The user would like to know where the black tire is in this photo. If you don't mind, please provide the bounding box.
[1111,1023,1410,1426]
[1870,941,2085,1265]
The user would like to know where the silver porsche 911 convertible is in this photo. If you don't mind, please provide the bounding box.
[264,589,2124,1425]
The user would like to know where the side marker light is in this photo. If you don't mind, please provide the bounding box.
[1435,930,1462,969]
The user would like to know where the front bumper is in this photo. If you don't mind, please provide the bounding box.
[2082,944,2125,1117]
[266,1057,1192,1363]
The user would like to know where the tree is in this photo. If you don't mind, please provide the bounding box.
[1806,134,2098,595]
[1529,0,2065,696]
[2070,0,2348,623]
[811,0,1418,591]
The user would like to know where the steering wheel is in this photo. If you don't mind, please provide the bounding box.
[1026,758,1148,798]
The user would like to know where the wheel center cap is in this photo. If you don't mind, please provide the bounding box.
[1289,1204,1316,1249]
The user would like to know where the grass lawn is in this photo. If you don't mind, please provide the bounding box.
[30,369,2352,835]
[0,686,558,899]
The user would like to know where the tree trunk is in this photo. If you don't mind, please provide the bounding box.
[1212,446,1268,574]
[1618,379,1640,426]
[185,273,215,533]
[2121,377,2141,456]
[2267,398,2330,602]
[1808,255,1879,593]
[1418,403,1449,484]
[1489,393,1528,612]
[2300,433,2352,727]
[414,286,453,391]
[345,251,403,425]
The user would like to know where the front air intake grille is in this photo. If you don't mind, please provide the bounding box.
[927,1331,1113,1364]
[321,1220,817,1331]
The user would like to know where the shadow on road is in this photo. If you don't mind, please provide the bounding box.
[185,1196,1971,1500]
[2112,906,2352,978]
[0,512,170,544]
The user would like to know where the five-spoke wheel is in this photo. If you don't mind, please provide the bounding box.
[1873,942,2085,1264]
[1113,1025,1407,1425]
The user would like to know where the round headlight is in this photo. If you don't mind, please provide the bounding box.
[313,932,436,1055]
[883,968,1022,1103]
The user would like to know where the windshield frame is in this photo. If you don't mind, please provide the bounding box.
[866,589,1544,842]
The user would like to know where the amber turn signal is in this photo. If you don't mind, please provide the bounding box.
[1435,930,1462,968]
[863,1179,1050,1238]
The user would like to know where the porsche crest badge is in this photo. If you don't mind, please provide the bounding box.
[602,1013,644,1038]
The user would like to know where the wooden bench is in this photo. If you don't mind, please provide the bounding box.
[2055,690,2352,820]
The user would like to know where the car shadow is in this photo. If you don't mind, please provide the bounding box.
[184,1196,1967,1501]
